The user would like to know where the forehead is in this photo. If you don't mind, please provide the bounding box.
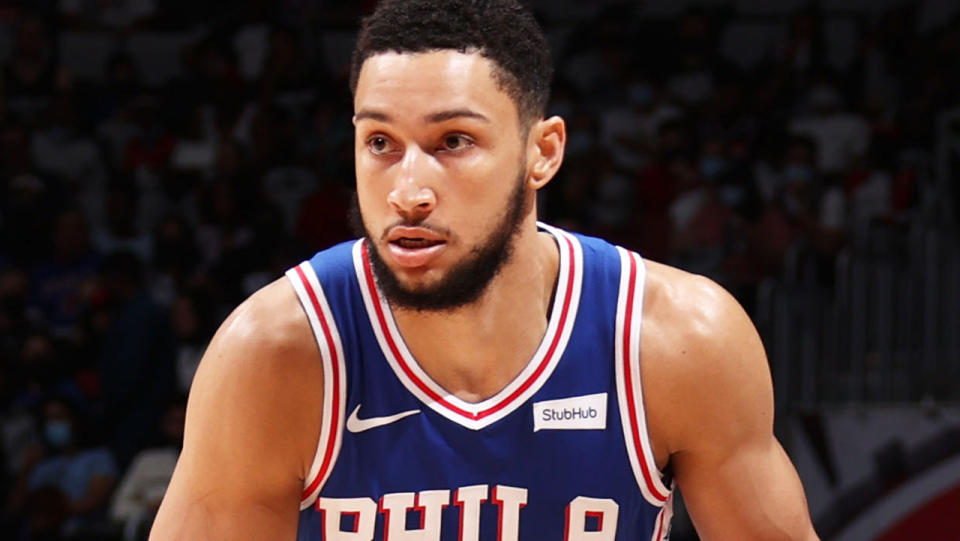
[354,50,519,126]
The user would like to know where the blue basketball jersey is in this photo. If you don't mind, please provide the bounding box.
[285,224,674,541]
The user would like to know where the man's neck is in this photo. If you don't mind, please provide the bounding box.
[390,225,559,403]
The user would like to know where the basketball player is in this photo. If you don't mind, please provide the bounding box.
[151,1,819,539]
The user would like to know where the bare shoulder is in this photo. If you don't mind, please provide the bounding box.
[151,277,322,539]
[641,260,760,357]
[186,277,323,439]
[186,275,323,476]
[639,258,818,539]
[640,260,773,459]
[198,277,319,383]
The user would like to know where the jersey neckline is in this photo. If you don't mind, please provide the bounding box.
[352,223,584,430]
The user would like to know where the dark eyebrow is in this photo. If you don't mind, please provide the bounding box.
[354,109,390,122]
[353,108,490,124]
[425,109,490,124]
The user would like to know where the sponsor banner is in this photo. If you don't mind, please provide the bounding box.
[533,393,607,432]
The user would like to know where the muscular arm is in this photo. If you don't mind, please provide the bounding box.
[150,279,322,540]
[642,264,818,540]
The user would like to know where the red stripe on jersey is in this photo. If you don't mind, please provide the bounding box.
[296,265,342,501]
[360,244,475,419]
[622,253,669,503]
[654,504,667,540]
[361,235,575,421]
[480,233,575,418]
[378,496,392,541]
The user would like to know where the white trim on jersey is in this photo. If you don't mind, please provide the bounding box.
[285,262,348,510]
[352,223,584,431]
[650,494,674,541]
[614,247,672,507]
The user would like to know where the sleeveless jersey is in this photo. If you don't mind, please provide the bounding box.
[285,224,674,541]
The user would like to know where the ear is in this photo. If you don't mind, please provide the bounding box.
[526,116,566,190]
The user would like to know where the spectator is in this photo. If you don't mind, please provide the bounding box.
[8,395,117,539]
[28,209,100,334]
[843,153,895,230]
[149,215,200,305]
[1,120,59,265]
[262,161,318,234]
[92,183,152,263]
[94,53,144,125]
[2,14,57,123]
[667,49,715,107]
[294,176,353,253]
[10,331,86,415]
[97,55,147,171]
[60,0,159,30]
[777,8,828,78]
[780,137,848,258]
[96,252,175,467]
[598,80,657,173]
[121,94,177,183]
[790,83,870,175]
[169,294,210,393]
[109,398,185,541]
[30,90,108,229]
[195,179,255,270]
[0,268,30,370]
[667,152,733,277]
[258,25,323,127]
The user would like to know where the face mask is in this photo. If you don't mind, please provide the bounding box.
[44,420,72,448]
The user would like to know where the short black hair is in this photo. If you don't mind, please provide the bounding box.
[350,0,553,123]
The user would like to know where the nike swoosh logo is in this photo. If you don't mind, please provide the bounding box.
[346,404,421,433]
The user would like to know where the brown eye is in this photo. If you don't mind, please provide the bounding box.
[367,135,391,155]
[440,134,473,152]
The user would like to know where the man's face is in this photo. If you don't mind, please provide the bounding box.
[352,51,532,311]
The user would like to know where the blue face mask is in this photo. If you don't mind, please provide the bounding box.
[45,420,72,448]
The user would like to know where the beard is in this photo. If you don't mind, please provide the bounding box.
[350,168,529,312]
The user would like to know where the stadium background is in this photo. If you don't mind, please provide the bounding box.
[0,0,958,539]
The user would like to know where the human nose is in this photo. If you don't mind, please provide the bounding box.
[386,147,436,220]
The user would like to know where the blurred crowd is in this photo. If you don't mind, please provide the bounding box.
[0,1,957,539]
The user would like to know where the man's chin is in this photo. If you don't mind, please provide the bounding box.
[379,254,444,283]
[390,273,443,295]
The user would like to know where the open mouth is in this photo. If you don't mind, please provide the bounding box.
[385,227,448,267]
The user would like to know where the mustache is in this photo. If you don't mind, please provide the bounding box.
[348,191,452,242]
